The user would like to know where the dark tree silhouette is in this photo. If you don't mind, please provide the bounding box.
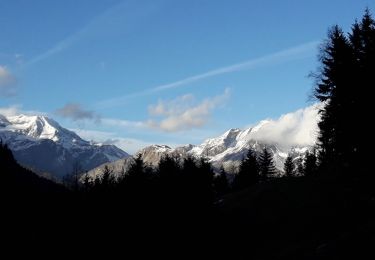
[213,166,229,196]
[157,154,181,185]
[82,172,92,192]
[156,154,182,206]
[196,157,215,206]
[179,156,215,208]
[0,141,66,194]
[232,149,259,190]
[258,147,276,181]
[63,161,83,191]
[121,154,151,186]
[115,154,156,209]
[303,150,318,176]
[314,9,375,175]
[101,165,115,188]
[314,25,353,172]
[283,154,295,177]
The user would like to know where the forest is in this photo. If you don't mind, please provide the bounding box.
[1,10,375,259]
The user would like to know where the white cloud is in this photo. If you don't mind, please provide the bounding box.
[0,105,20,116]
[0,66,17,97]
[55,103,99,122]
[147,88,230,132]
[250,103,321,147]
[148,94,195,116]
[74,103,321,153]
[0,105,47,117]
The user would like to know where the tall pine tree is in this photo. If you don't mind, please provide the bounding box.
[213,166,229,196]
[314,10,375,175]
[258,147,276,181]
[232,149,259,190]
[303,150,318,176]
[283,154,295,177]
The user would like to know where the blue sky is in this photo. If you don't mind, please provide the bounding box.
[0,0,373,153]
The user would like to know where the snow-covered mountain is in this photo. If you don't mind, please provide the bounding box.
[83,104,321,180]
[133,126,311,171]
[87,121,315,180]
[0,114,129,178]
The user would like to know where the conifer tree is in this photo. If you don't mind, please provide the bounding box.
[283,154,295,177]
[156,154,182,205]
[303,151,318,176]
[258,147,276,181]
[180,156,213,207]
[197,157,215,205]
[213,166,229,196]
[157,154,181,183]
[314,10,375,174]
[82,172,92,192]
[232,149,259,190]
[116,155,152,196]
[101,165,114,188]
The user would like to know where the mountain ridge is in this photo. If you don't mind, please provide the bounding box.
[86,116,316,180]
[0,113,129,178]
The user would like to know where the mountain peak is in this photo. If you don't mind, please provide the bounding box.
[3,114,89,148]
[6,114,62,141]
[222,128,241,138]
[0,113,129,178]
[140,144,172,153]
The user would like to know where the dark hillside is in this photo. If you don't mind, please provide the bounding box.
[215,176,375,259]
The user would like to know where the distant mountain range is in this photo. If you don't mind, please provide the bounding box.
[87,104,320,180]
[1,104,319,181]
[0,114,129,179]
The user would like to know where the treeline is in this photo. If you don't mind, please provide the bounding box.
[59,143,322,213]
[1,135,319,209]
[78,155,215,211]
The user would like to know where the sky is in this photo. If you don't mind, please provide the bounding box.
[0,0,374,154]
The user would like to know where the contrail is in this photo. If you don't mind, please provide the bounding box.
[97,40,319,109]
[24,1,158,68]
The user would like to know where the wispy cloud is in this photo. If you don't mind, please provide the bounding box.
[100,118,146,129]
[55,103,99,122]
[0,105,21,116]
[153,41,318,91]
[97,41,318,108]
[147,88,230,132]
[0,104,48,117]
[0,53,24,67]
[24,6,114,67]
[24,1,159,67]
[0,66,17,97]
